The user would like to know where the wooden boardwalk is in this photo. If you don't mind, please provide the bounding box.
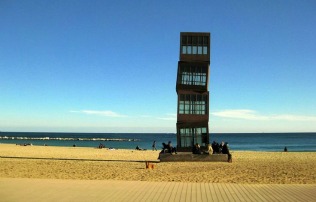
[0,178,315,202]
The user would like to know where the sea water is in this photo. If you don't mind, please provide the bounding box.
[0,132,315,152]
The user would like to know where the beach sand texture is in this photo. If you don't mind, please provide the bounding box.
[0,144,315,184]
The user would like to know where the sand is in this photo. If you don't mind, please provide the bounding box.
[0,144,315,184]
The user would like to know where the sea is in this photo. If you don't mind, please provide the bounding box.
[0,132,315,152]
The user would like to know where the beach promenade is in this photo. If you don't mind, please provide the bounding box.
[1,178,315,202]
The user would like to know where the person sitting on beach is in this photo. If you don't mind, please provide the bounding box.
[211,141,216,154]
[98,143,105,149]
[160,143,169,153]
[219,141,225,153]
[135,145,146,150]
[212,141,220,154]
[193,143,202,154]
[204,144,213,155]
[167,141,177,154]
[222,142,232,163]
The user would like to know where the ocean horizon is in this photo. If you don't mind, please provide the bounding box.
[1,132,315,152]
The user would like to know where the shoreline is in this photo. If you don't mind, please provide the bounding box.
[2,142,316,152]
[1,144,316,184]
[2,132,316,152]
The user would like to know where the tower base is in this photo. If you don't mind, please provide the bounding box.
[159,152,229,162]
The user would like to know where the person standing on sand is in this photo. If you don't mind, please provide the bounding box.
[152,141,157,151]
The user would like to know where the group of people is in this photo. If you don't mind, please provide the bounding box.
[211,141,230,154]
[212,141,232,162]
[17,143,32,146]
[98,143,105,149]
[160,141,177,154]
[192,141,231,155]
[154,140,231,156]
[99,140,231,156]
[135,140,231,162]
[134,140,177,154]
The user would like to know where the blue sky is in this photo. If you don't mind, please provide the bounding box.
[1,0,316,133]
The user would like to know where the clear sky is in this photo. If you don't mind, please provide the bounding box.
[1,0,316,133]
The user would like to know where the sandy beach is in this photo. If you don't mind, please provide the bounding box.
[0,144,315,184]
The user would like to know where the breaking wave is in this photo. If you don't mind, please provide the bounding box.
[0,136,139,142]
